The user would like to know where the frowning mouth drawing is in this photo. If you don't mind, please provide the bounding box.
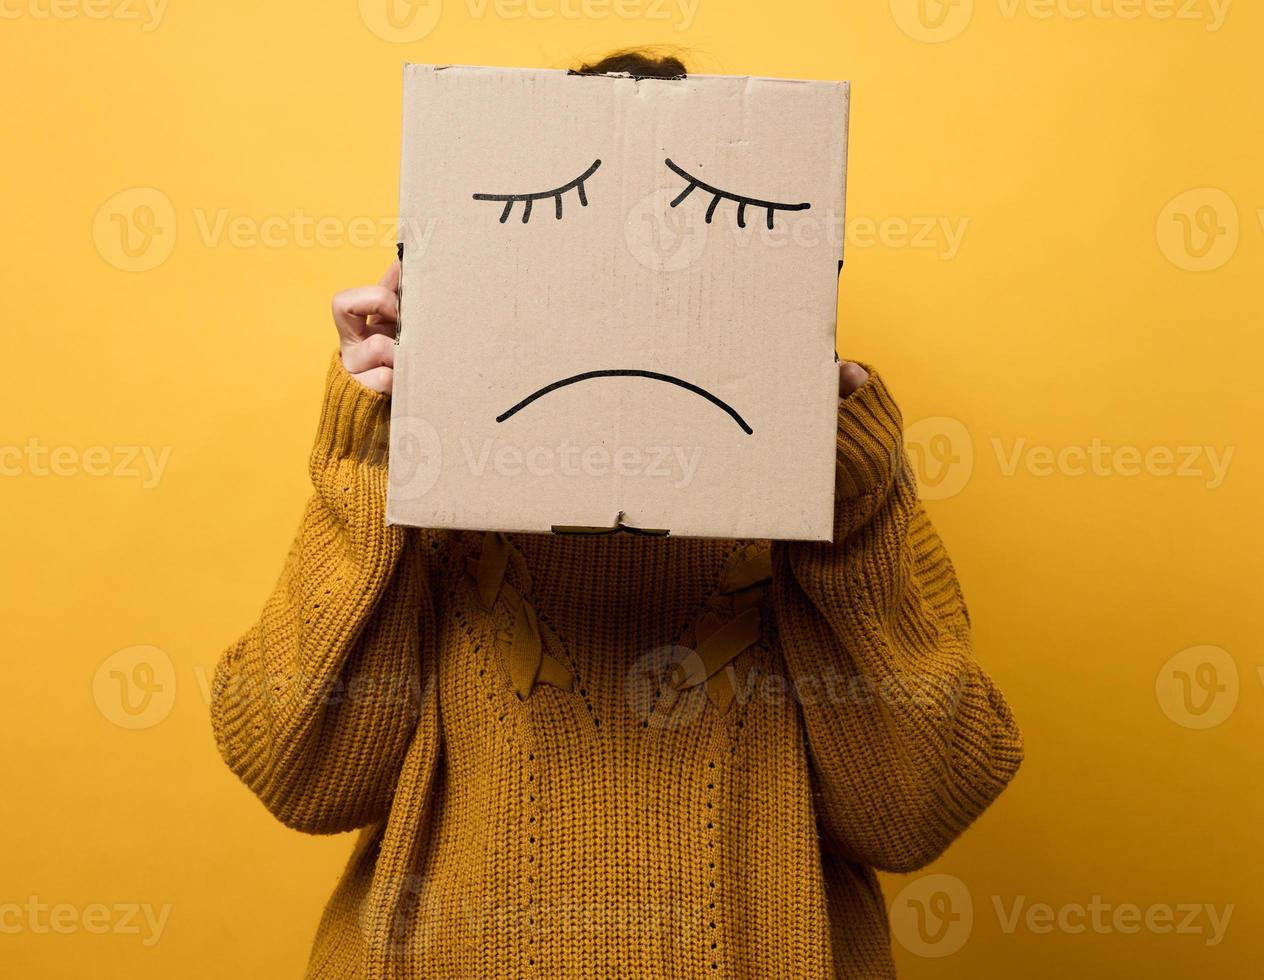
[495,369,753,435]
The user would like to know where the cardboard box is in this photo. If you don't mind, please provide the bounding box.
[388,63,849,540]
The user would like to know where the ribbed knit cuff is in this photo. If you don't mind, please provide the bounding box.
[314,351,393,468]
[835,366,905,499]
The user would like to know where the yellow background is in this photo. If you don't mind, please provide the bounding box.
[1,0,1259,976]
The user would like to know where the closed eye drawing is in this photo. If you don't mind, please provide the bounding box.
[473,159,602,223]
[665,158,810,229]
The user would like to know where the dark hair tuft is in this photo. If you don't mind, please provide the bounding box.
[573,48,688,79]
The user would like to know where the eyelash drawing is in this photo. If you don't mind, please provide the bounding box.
[664,158,811,230]
[472,159,602,223]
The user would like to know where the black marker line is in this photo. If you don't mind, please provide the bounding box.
[670,182,696,208]
[496,369,753,435]
[475,159,601,223]
[664,158,810,226]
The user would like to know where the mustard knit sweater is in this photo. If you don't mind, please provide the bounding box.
[211,353,1023,979]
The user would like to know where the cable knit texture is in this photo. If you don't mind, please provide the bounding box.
[211,352,1023,979]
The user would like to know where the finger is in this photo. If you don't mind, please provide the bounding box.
[838,361,869,398]
[378,259,401,291]
[352,366,393,396]
[341,333,396,374]
[332,285,398,341]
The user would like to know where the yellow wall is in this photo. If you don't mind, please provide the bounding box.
[2,1,1259,976]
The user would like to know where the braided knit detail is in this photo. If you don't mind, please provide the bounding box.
[211,351,1023,979]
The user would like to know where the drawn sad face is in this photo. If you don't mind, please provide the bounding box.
[478,156,815,437]
[391,65,848,539]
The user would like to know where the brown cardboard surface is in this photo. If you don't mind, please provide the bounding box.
[388,63,849,540]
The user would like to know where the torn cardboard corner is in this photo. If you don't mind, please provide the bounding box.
[388,63,850,541]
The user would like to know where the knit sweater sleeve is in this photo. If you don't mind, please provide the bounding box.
[211,353,433,835]
[771,370,1023,873]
